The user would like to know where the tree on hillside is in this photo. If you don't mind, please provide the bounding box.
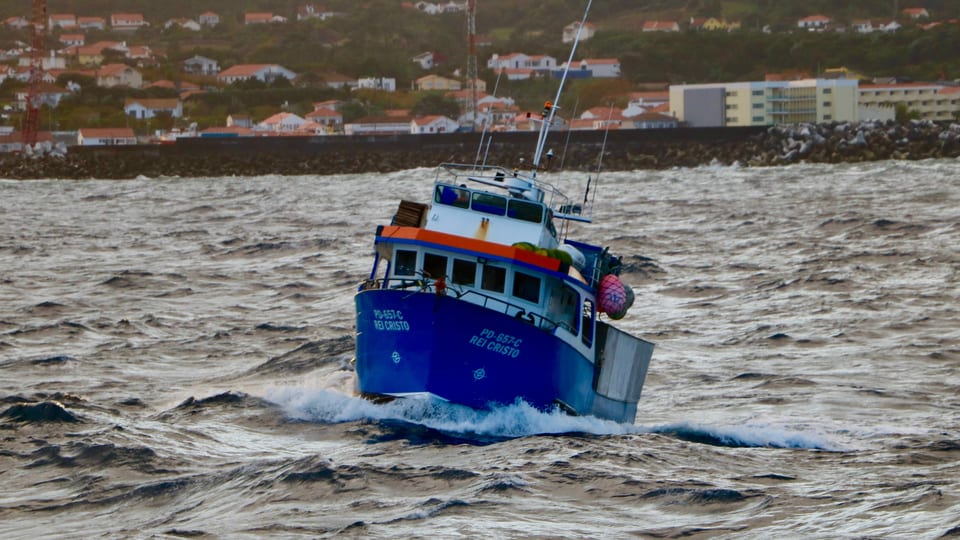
[411,93,461,118]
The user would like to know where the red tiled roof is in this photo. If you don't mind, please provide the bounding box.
[79,128,136,138]
[218,64,271,77]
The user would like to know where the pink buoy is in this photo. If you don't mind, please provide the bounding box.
[598,274,626,314]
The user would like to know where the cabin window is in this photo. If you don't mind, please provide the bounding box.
[507,199,544,223]
[557,284,579,334]
[546,212,558,239]
[472,192,507,216]
[480,265,506,293]
[423,253,448,280]
[452,258,477,286]
[395,249,417,276]
[435,185,469,208]
[512,271,541,304]
[582,299,595,347]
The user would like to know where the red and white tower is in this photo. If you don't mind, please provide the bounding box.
[22,0,47,147]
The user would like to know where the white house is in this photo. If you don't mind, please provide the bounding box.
[622,91,669,117]
[412,52,436,70]
[305,108,343,133]
[77,127,137,146]
[630,112,679,129]
[487,53,557,72]
[297,4,338,20]
[345,115,413,135]
[5,16,30,29]
[562,21,596,43]
[164,18,201,31]
[111,13,149,31]
[357,77,397,92]
[124,98,183,119]
[77,16,106,30]
[96,64,143,88]
[48,14,77,30]
[183,55,220,75]
[217,64,297,84]
[18,54,67,70]
[570,58,620,78]
[798,14,831,30]
[14,83,70,110]
[256,112,307,132]
[411,115,459,134]
[198,11,220,27]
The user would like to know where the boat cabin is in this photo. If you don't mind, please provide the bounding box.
[427,181,559,249]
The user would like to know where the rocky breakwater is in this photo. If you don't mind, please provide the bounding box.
[2,121,959,180]
[743,120,960,166]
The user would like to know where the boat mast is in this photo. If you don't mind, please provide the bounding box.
[531,0,593,179]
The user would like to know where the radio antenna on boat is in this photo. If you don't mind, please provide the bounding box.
[586,102,615,212]
[531,0,592,179]
[558,95,579,170]
[475,69,504,170]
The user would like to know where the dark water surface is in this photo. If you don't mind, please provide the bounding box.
[1,161,959,538]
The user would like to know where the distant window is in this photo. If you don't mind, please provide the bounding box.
[823,101,831,107]
[472,192,507,216]
[435,184,469,208]
[752,103,764,109]
[823,88,833,94]
[512,271,541,303]
[423,253,447,280]
[481,265,506,293]
[752,116,765,122]
[452,258,477,286]
[823,114,832,121]
[752,90,764,96]
[395,249,417,276]
[507,199,544,223]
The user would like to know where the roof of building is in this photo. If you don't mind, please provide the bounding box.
[79,127,136,138]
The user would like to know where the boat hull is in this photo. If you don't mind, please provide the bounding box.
[355,289,646,423]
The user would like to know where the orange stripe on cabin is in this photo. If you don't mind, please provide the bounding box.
[378,225,562,272]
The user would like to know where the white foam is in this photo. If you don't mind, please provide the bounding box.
[264,386,641,438]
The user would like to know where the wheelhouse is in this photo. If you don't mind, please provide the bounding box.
[365,226,599,359]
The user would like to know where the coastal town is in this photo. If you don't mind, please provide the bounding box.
[2,2,960,154]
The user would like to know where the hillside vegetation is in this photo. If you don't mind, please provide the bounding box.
[3,0,960,131]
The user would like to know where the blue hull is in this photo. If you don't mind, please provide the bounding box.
[355,289,639,422]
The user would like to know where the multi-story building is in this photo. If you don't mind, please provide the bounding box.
[669,79,858,127]
[859,83,960,122]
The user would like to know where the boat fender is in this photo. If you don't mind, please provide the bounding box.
[598,274,627,314]
[608,283,635,320]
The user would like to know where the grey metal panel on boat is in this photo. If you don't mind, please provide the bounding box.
[594,321,653,403]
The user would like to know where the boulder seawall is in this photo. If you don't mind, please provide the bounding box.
[3,121,959,180]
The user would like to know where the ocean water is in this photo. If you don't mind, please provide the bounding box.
[1,160,958,539]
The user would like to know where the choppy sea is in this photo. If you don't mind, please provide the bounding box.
[1,159,958,539]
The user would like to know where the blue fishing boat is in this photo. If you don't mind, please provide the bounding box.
[353,0,653,424]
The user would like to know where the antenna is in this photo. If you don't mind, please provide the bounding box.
[531,0,593,177]
[474,69,503,169]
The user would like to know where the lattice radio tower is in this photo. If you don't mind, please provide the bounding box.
[22,0,47,147]
[465,0,478,131]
